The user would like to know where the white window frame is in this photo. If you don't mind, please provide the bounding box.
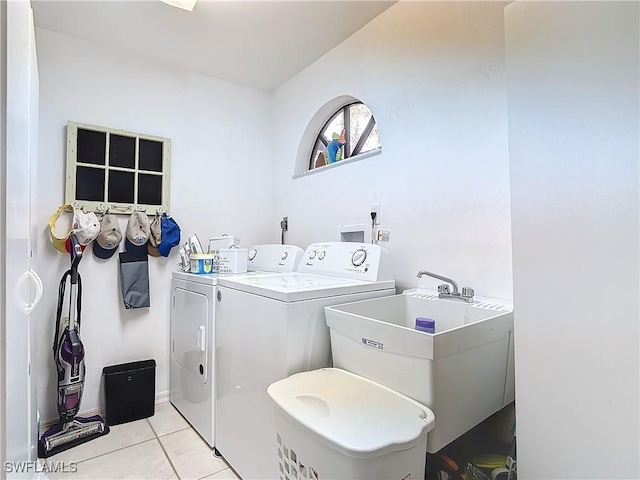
[293,95,382,179]
[65,121,171,215]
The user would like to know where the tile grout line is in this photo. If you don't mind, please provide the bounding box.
[146,417,159,439]
[147,418,182,480]
[157,426,192,438]
[196,466,237,480]
[196,461,233,480]
[72,437,157,466]
[197,450,240,480]
[148,408,233,479]
[148,419,232,480]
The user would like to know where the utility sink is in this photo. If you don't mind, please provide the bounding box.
[325,289,514,453]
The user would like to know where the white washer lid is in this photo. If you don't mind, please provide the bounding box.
[219,273,395,302]
[171,270,268,286]
[267,368,435,459]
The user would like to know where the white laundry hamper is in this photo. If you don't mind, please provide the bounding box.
[267,368,436,480]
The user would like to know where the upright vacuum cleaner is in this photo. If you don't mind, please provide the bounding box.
[39,233,109,457]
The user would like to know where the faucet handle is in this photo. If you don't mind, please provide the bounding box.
[461,287,475,299]
[437,284,451,295]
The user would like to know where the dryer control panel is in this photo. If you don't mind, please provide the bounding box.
[248,244,304,273]
[297,242,391,281]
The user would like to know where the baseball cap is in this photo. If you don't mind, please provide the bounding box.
[93,214,123,259]
[48,204,75,254]
[158,214,181,257]
[147,215,162,257]
[125,212,151,256]
[72,210,100,246]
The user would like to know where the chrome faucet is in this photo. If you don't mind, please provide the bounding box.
[416,270,475,303]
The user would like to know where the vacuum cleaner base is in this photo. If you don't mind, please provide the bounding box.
[38,415,110,458]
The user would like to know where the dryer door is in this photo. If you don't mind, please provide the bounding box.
[173,287,208,384]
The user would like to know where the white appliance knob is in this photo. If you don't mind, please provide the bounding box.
[318,251,326,260]
[351,249,367,266]
[308,250,317,259]
[248,248,257,261]
[281,252,288,260]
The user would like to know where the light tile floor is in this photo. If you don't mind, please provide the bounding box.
[48,402,240,480]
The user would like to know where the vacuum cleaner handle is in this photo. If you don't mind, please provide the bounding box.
[69,233,82,285]
[54,271,82,352]
[54,270,83,353]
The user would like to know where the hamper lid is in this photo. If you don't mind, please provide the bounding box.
[267,368,435,459]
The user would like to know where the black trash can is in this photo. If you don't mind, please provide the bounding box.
[103,359,156,426]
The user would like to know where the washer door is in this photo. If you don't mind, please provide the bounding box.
[173,287,208,384]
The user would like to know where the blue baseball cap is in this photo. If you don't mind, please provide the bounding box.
[159,214,181,257]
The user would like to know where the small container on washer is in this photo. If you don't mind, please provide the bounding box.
[218,247,248,274]
[190,253,218,274]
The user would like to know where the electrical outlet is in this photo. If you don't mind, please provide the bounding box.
[281,216,288,231]
[370,204,381,225]
[376,230,390,242]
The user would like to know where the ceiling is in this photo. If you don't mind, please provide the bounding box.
[32,0,396,92]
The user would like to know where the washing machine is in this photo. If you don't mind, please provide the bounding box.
[215,242,396,480]
[169,244,303,448]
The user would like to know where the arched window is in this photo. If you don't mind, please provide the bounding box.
[309,102,381,171]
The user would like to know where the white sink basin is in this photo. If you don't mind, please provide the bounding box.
[325,289,514,453]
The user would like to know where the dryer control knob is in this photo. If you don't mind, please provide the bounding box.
[351,248,367,267]
[318,251,326,260]
[248,248,257,261]
[281,252,288,260]
[308,250,317,259]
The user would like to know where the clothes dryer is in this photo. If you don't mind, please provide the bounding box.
[215,242,396,479]
[169,244,303,448]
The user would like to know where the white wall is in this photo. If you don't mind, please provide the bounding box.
[35,28,276,421]
[272,2,513,300]
[0,0,6,465]
[32,6,640,477]
[506,2,639,478]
